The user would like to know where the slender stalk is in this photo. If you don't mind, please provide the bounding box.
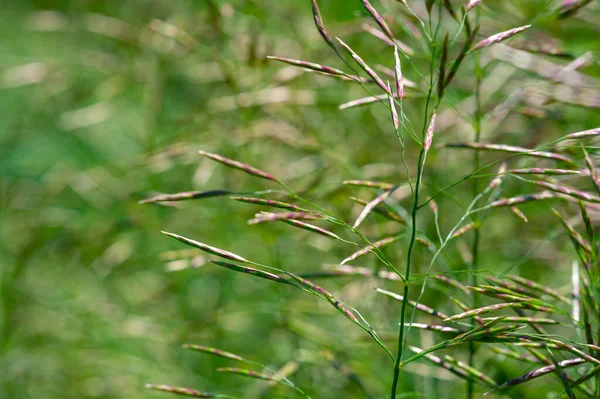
[467,11,483,399]
[391,148,425,398]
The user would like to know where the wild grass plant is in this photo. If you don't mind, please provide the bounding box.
[140,1,600,398]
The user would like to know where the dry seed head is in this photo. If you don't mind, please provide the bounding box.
[341,236,399,265]
[394,46,404,98]
[353,188,395,228]
[311,0,334,48]
[266,56,346,76]
[349,196,405,224]
[211,261,287,283]
[361,0,395,41]
[510,206,528,223]
[471,25,531,52]
[230,196,301,211]
[343,180,395,190]
[533,180,600,204]
[489,191,555,207]
[445,142,575,164]
[182,344,244,361]
[388,82,399,130]
[563,126,600,140]
[199,150,278,182]
[467,0,481,11]
[336,37,391,94]
[162,231,249,263]
[217,367,278,381]
[145,384,215,398]
[280,219,343,241]
[424,111,437,152]
[248,211,322,225]
[139,189,231,204]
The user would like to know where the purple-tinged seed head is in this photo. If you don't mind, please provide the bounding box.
[183,344,244,361]
[361,0,395,41]
[471,25,531,52]
[424,111,437,152]
[467,0,481,11]
[199,150,278,182]
[162,232,249,263]
[145,384,215,397]
[336,37,391,95]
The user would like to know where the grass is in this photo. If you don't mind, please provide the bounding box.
[2,0,600,398]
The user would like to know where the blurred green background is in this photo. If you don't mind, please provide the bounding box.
[1,1,600,398]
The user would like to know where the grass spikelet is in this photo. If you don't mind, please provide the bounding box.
[361,0,394,41]
[510,206,528,223]
[490,347,541,363]
[145,384,215,397]
[336,37,391,94]
[471,25,531,52]
[486,276,541,298]
[452,298,486,325]
[279,219,344,241]
[444,302,542,321]
[249,211,322,225]
[377,288,451,319]
[288,273,334,299]
[409,346,496,387]
[445,143,575,164]
[468,286,534,303]
[182,344,244,361]
[453,317,510,341]
[216,367,278,381]
[339,93,402,109]
[481,316,558,325]
[344,180,395,190]
[434,274,470,295]
[423,111,437,153]
[230,196,302,211]
[506,275,570,303]
[311,0,335,48]
[452,222,476,239]
[210,261,290,284]
[533,180,600,204]
[582,147,600,194]
[492,358,584,391]
[341,235,400,265]
[506,168,581,176]
[139,190,231,204]
[162,232,249,263]
[563,126,600,140]
[467,0,482,11]
[489,192,556,207]
[408,323,462,333]
[199,150,278,182]
[488,162,507,190]
[353,188,395,228]
[266,56,346,77]
[394,46,403,98]
[388,83,399,130]
[361,23,394,47]
[349,196,405,224]
[552,208,593,253]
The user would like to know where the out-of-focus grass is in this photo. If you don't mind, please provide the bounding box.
[1,1,600,398]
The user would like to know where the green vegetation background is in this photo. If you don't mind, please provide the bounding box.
[1,1,599,398]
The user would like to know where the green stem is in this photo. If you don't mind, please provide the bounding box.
[467,19,483,399]
[390,149,424,399]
